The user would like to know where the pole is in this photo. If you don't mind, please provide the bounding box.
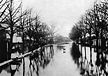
[80,38,83,70]
[20,0,25,75]
[7,41,8,60]
[90,23,92,64]
[84,33,86,59]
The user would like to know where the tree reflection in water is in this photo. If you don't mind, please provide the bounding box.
[70,42,82,67]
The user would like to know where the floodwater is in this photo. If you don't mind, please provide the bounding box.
[39,43,81,76]
[0,42,81,76]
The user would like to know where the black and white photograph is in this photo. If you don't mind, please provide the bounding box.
[0,0,108,76]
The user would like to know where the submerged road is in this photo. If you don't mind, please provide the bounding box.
[39,43,81,76]
[0,42,81,76]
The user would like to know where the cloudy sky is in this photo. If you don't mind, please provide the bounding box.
[22,0,95,37]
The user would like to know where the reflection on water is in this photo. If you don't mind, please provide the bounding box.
[40,42,81,76]
[70,42,98,76]
[0,42,82,76]
[70,42,81,66]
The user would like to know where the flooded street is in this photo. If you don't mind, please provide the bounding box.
[39,43,81,76]
[0,42,81,76]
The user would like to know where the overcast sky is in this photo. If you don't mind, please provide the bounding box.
[22,0,95,37]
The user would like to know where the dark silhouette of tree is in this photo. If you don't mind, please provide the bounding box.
[0,1,28,76]
[24,12,54,51]
[69,24,83,41]
[0,0,11,73]
[0,0,55,76]
[0,0,28,59]
[69,0,108,75]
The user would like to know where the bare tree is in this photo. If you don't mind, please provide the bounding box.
[0,0,28,57]
[69,0,108,75]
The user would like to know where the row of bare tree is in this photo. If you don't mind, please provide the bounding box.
[69,0,108,75]
[69,0,108,54]
[0,0,55,76]
[0,0,54,63]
